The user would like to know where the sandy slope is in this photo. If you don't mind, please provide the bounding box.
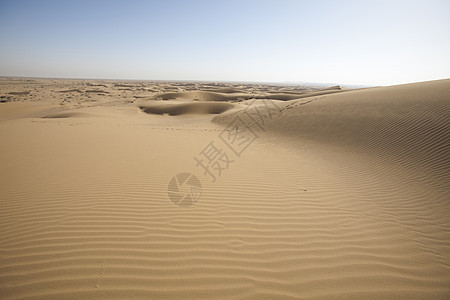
[0,78,449,299]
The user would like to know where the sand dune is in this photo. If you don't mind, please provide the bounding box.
[213,79,450,183]
[140,102,235,116]
[0,78,449,299]
[43,111,93,118]
[203,88,244,93]
[154,89,345,102]
[320,85,342,90]
[155,91,248,101]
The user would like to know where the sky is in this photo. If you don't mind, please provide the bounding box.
[0,0,449,85]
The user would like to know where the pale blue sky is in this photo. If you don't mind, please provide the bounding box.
[0,0,449,85]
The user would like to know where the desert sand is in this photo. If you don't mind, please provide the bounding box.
[0,77,449,299]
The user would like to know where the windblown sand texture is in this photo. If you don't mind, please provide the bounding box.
[0,77,449,299]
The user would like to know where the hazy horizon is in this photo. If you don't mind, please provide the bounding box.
[0,74,375,88]
[1,0,449,86]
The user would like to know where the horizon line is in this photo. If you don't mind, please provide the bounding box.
[0,74,378,88]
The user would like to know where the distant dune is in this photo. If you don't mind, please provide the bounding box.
[0,77,449,299]
[155,89,345,102]
[320,85,342,90]
[140,102,235,116]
